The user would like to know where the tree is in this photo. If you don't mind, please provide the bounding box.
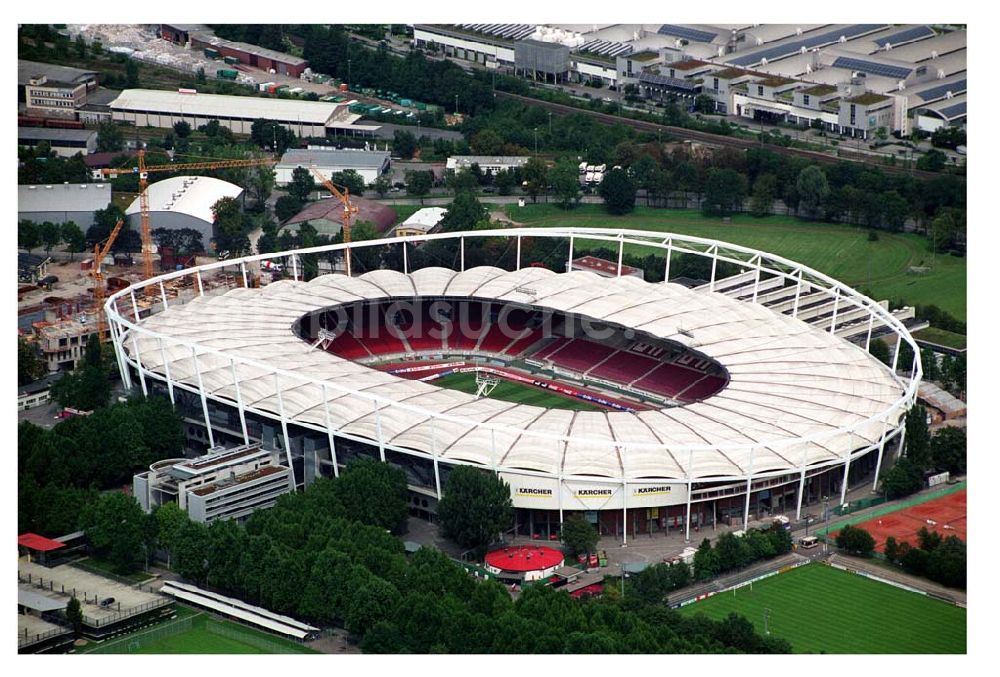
[250,119,296,154]
[74,34,87,58]
[334,459,409,533]
[931,426,966,475]
[445,168,479,196]
[599,167,637,215]
[274,195,303,222]
[494,168,517,196]
[795,165,829,219]
[18,339,46,386]
[173,520,212,584]
[79,491,148,574]
[561,515,599,556]
[373,174,391,198]
[19,220,41,253]
[61,221,86,260]
[329,169,366,197]
[154,502,190,568]
[125,58,140,88]
[437,466,513,555]
[916,149,947,172]
[702,168,748,216]
[692,537,719,580]
[884,535,900,563]
[50,338,111,412]
[904,405,932,470]
[345,577,400,637]
[835,524,876,557]
[287,166,317,203]
[750,174,777,217]
[694,94,715,114]
[880,456,924,499]
[96,122,124,153]
[439,192,487,232]
[522,157,549,204]
[405,170,433,204]
[65,597,84,635]
[211,196,247,254]
[39,221,61,255]
[393,130,418,160]
[551,159,582,209]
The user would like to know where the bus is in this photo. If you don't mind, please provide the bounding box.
[798,536,820,549]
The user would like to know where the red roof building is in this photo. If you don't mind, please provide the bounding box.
[571,255,644,280]
[18,533,66,552]
[283,196,397,237]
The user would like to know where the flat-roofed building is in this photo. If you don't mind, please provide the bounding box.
[133,443,294,523]
[18,60,99,114]
[188,31,309,77]
[446,155,530,175]
[276,147,390,185]
[18,182,112,227]
[110,89,368,138]
[18,127,97,157]
[391,206,448,237]
[839,91,898,138]
[570,255,643,280]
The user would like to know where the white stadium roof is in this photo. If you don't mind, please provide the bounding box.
[125,176,243,224]
[110,89,342,126]
[126,266,905,482]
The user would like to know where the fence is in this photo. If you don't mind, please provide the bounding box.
[205,619,305,653]
[19,624,72,650]
[86,615,194,654]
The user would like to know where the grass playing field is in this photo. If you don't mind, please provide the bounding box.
[432,371,604,411]
[678,563,966,653]
[87,609,317,654]
[504,205,967,321]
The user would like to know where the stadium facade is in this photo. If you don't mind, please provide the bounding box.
[106,228,921,543]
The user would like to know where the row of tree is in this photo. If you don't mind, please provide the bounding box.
[879,406,966,500]
[884,527,966,589]
[18,220,86,258]
[692,528,794,581]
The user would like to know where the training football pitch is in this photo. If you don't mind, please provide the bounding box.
[86,610,317,654]
[432,371,604,411]
[678,563,966,653]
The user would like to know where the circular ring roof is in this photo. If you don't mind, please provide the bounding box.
[125,261,906,482]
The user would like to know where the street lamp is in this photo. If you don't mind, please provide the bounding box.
[548,110,552,135]
[347,58,352,90]
[534,127,538,155]
[454,94,459,116]
[823,496,831,553]
[763,608,771,635]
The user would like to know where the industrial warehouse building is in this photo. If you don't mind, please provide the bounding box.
[446,155,530,175]
[18,60,99,117]
[18,127,98,157]
[109,89,378,138]
[18,182,112,227]
[124,175,243,247]
[276,147,390,186]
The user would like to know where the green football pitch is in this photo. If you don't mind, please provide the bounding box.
[87,610,317,654]
[432,371,604,411]
[679,563,966,653]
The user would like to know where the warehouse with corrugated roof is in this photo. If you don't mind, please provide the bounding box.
[125,175,244,246]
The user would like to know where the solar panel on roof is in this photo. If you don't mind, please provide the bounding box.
[728,24,887,66]
[658,24,718,43]
[916,78,967,101]
[832,56,911,79]
[874,25,935,47]
[639,73,699,90]
[940,101,966,118]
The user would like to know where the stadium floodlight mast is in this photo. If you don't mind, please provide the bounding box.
[105,227,922,541]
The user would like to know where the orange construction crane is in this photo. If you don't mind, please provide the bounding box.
[309,166,359,277]
[90,218,125,342]
[94,150,276,282]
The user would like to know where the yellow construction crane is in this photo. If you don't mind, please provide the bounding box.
[309,166,360,277]
[95,150,277,282]
[90,218,125,342]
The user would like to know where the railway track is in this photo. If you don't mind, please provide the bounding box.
[497,91,949,180]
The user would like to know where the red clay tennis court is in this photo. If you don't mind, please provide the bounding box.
[849,489,966,552]
[484,545,564,572]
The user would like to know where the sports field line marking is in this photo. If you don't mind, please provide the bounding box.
[83,610,206,653]
[817,482,966,537]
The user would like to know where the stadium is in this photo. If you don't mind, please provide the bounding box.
[105,228,921,544]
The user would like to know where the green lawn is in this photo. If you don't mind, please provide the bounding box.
[432,371,604,411]
[912,326,967,350]
[679,563,966,654]
[505,205,966,320]
[73,557,154,584]
[89,610,317,654]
